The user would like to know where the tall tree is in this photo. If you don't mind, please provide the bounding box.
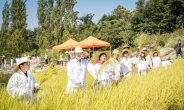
[0,0,10,52]
[36,0,49,49]
[8,0,27,55]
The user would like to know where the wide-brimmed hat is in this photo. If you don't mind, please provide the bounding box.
[121,49,132,57]
[153,51,160,56]
[142,47,150,53]
[68,46,89,57]
[30,60,37,65]
[123,45,130,49]
[2,55,5,58]
[95,51,110,62]
[13,57,30,72]
[140,50,148,56]
[112,49,119,55]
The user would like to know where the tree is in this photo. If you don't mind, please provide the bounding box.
[8,0,27,56]
[0,0,10,52]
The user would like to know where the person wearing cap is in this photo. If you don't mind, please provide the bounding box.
[137,51,148,76]
[120,49,133,77]
[6,57,39,103]
[66,46,97,94]
[94,52,112,87]
[150,51,161,68]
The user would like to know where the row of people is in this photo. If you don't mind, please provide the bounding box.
[6,45,170,103]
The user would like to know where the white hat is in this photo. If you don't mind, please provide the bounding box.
[112,49,119,55]
[2,55,5,57]
[13,57,30,72]
[68,46,89,57]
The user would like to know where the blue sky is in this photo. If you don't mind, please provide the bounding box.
[0,0,138,30]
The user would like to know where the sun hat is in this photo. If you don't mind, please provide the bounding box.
[142,47,150,53]
[140,50,148,56]
[121,49,132,57]
[13,57,30,72]
[2,55,5,57]
[95,51,110,62]
[112,49,119,55]
[153,51,160,56]
[123,45,130,49]
[68,46,89,57]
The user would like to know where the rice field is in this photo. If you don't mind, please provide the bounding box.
[0,59,184,110]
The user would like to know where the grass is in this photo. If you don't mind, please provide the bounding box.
[0,59,184,109]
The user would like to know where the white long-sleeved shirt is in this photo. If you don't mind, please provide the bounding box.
[137,58,148,71]
[67,58,97,88]
[6,70,36,101]
[107,58,121,81]
[151,57,161,68]
[95,63,111,81]
[120,57,132,74]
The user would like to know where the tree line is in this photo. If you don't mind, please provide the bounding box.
[0,0,184,57]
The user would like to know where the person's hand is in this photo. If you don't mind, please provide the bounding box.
[33,86,40,93]
[112,71,115,75]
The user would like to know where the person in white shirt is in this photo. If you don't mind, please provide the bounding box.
[108,49,121,84]
[66,46,97,94]
[142,48,151,69]
[137,51,148,76]
[94,52,111,87]
[150,51,161,68]
[10,57,14,68]
[6,57,40,103]
[120,49,132,77]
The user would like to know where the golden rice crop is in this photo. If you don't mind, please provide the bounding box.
[0,59,184,109]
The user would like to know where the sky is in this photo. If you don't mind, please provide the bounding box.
[0,0,138,30]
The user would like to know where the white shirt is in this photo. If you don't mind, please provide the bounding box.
[151,57,161,68]
[120,57,132,74]
[6,70,36,102]
[67,58,97,88]
[95,63,111,81]
[137,58,148,71]
[107,58,121,81]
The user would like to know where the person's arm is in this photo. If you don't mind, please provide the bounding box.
[66,60,79,84]
[6,74,28,98]
[86,60,97,80]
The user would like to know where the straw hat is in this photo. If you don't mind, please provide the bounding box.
[123,45,130,49]
[142,47,150,53]
[95,51,110,62]
[30,60,37,65]
[121,49,132,57]
[112,49,119,55]
[140,50,148,56]
[13,57,30,72]
[153,51,160,56]
[68,46,89,57]
[2,55,5,58]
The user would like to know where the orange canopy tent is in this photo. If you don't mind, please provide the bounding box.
[52,38,80,50]
[79,36,111,48]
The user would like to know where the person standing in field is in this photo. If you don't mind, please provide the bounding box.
[142,47,151,69]
[120,49,133,77]
[44,54,48,64]
[174,39,182,57]
[94,52,112,87]
[6,57,40,103]
[137,51,148,76]
[10,57,14,68]
[66,46,97,94]
[150,51,161,68]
